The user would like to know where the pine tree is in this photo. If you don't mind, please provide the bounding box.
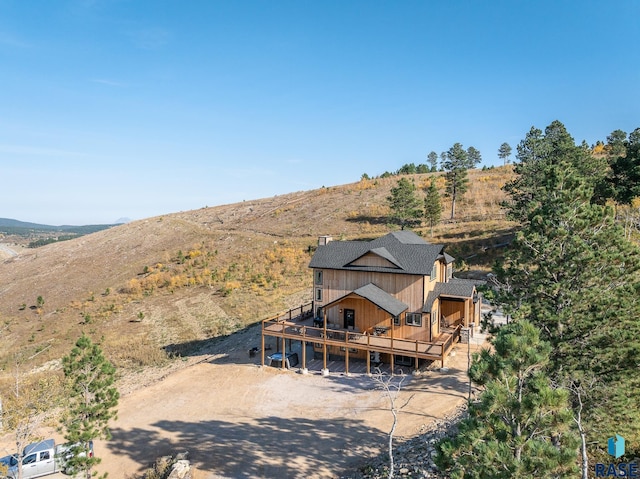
[386,178,422,230]
[427,151,438,171]
[498,142,512,165]
[466,146,482,168]
[608,127,640,204]
[442,143,469,219]
[492,120,640,463]
[436,321,579,479]
[61,335,119,479]
[423,179,442,236]
[606,129,627,157]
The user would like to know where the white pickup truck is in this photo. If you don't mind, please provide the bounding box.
[0,439,93,479]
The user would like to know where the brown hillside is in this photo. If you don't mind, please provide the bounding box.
[0,166,514,377]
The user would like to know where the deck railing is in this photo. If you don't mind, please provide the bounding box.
[262,316,461,366]
[441,324,462,357]
[263,302,314,323]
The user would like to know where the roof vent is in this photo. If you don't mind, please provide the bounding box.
[318,235,333,246]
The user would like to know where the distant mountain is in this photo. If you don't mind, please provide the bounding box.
[0,218,117,236]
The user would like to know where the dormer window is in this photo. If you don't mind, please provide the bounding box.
[430,262,437,281]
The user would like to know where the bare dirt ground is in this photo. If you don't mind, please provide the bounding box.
[104,319,487,479]
[0,329,485,479]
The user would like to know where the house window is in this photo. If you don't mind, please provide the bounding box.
[406,313,422,327]
[430,263,438,281]
[315,288,323,302]
[314,270,323,285]
[446,264,453,280]
[393,315,400,326]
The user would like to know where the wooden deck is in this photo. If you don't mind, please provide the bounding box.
[261,304,462,374]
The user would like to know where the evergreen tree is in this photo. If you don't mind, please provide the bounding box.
[416,163,430,174]
[606,129,627,157]
[423,179,442,236]
[427,151,438,171]
[466,146,482,168]
[492,120,640,462]
[436,321,579,479]
[442,143,469,219]
[608,127,640,204]
[61,335,119,479]
[440,151,447,170]
[498,142,512,165]
[386,178,422,230]
[397,163,417,175]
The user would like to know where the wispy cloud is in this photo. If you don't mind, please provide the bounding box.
[91,78,127,87]
[128,27,171,50]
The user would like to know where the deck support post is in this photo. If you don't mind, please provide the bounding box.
[301,339,308,374]
[345,348,350,376]
[322,342,328,373]
[322,308,329,376]
[390,317,394,375]
[261,323,265,367]
[281,334,286,369]
[366,349,371,375]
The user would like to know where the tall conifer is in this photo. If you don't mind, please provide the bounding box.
[436,321,579,479]
[492,120,640,462]
[61,335,119,479]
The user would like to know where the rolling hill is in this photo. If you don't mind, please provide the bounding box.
[0,167,514,378]
[0,217,119,236]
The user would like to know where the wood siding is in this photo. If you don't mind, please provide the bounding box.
[441,298,469,327]
[318,269,423,313]
[312,258,452,346]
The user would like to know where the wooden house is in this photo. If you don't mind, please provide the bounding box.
[261,231,481,373]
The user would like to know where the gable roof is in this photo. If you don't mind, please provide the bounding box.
[324,283,409,317]
[422,278,483,312]
[309,231,450,275]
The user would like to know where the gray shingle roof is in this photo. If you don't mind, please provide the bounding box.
[422,278,483,312]
[325,283,409,317]
[309,231,451,275]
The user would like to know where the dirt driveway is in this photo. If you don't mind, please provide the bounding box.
[0,324,482,479]
[98,334,476,479]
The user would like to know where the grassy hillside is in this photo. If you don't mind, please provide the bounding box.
[0,166,514,379]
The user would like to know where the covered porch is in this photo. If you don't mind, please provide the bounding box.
[261,303,462,375]
[427,279,482,332]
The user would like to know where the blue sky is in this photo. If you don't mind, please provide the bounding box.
[1,0,639,225]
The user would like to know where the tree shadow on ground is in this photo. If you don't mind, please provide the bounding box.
[163,321,265,362]
[345,214,390,226]
[108,415,383,479]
